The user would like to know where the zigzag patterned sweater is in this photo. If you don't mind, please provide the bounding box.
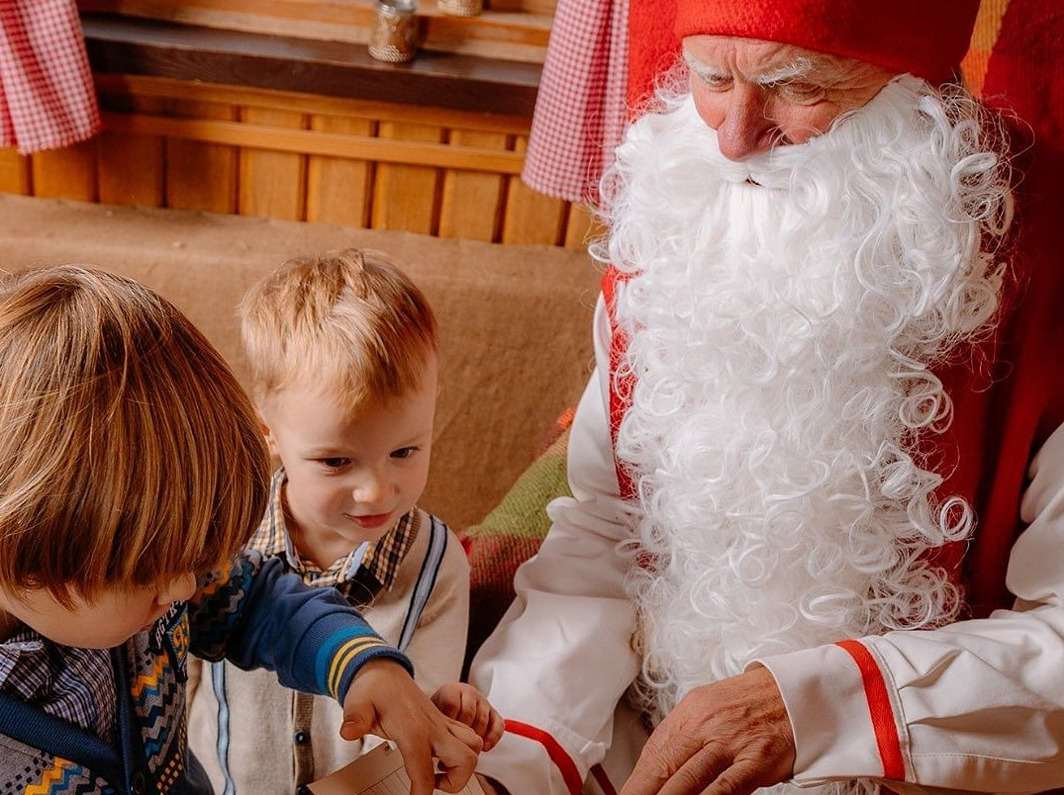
[0,553,411,794]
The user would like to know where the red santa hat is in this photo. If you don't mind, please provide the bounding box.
[628,0,981,109]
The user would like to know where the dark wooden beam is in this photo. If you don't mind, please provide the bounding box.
[82,13,541,117]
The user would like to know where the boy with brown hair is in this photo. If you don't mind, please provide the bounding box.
[0,265,487,795]
[188,249,500,792]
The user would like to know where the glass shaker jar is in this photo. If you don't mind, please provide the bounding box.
[438,0,483,16]
[369,0,419,63]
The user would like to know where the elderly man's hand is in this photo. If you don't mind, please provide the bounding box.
[620,666,795,795]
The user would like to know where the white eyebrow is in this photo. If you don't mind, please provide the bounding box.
[754,58,815,85]
[682,48,725,81]
[683,48,818,85]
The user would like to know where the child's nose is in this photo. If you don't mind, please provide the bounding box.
[352,472,389,506]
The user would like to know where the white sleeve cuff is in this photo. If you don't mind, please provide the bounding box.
[754,642,893,785]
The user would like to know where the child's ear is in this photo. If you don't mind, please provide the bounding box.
[257,410,279,458]
[157,572,196,606]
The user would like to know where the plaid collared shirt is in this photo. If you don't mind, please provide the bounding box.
[246,469,420,606]
[0,628,116,742]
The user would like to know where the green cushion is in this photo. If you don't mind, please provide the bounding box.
[462,419,572,672]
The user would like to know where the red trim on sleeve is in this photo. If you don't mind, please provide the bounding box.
[504,719,584,795]
[601,267,637,501]
[835,639,905,780]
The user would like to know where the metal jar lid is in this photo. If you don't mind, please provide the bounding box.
[376,0,416,16]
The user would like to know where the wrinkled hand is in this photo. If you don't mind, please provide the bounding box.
[341,660,483,795]
[621,666,795,795]
[432,682,505,752]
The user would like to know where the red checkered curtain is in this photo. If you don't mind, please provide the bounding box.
[0,0,101,154]
[520,0,628,202]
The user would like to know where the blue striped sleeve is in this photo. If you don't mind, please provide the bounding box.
[311,623,414,701]
[188,553,413,702]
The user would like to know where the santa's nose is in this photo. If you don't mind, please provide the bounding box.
[714,85,777,161]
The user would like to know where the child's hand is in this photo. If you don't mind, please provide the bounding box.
[341,660,483,795]
[431,682,505,752]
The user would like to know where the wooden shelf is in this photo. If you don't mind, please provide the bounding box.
[77,0,552,63]
[82,13,541,116]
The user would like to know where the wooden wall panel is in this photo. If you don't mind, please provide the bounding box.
[485,0,557,13]
[438,129,508,242]
[17,76,566,245]
[306,115,375,227]
[167,100,239,213]
[238,107,307,221]
[31,139,97,201]
[97,96,165,207]
[371,122,444,234]
[0,149,31,195]
[501,136,567,246]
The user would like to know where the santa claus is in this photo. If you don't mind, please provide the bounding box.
[471,2,1064,794]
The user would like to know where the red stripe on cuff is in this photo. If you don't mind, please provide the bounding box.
[836,639,905,780]
[602,267,637,501]
[504,719,583,795]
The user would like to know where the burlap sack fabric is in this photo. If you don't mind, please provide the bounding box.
[0,195,598,533]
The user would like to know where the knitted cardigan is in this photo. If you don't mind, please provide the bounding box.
[0,553,411,794]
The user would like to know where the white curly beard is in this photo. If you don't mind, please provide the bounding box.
[600,76,1010,791]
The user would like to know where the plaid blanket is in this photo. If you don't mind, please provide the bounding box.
[462,412,573,672]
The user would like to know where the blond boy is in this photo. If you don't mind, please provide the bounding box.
[0,265,485,795]
[188,250,496,792]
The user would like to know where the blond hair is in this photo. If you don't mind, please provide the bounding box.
[240,249,437,410]
[0,266,270,604]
